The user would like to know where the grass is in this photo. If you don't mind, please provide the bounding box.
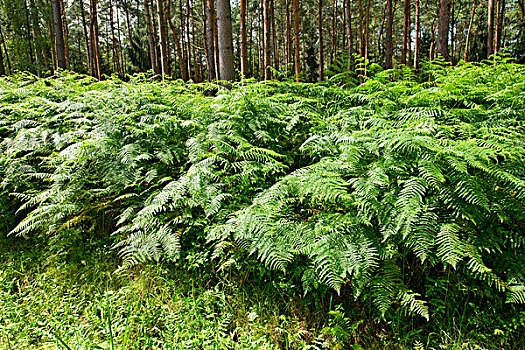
[2,234,524,349]
[0,235,339,350]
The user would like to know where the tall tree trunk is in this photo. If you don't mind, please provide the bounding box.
[80,0,92,73]
[318,0,324,81]
[52,0,66,69]
[286,0,292,71]
[90,0,101,79]
[0,23,10,74]
[364,0,371,63]
[293,0,300,81]
[116,5,125,75]
[203,0,216,80]
[401,0,410,65]
[464,0,476,61]
[271,0,279,72]
[263,0,272,80]
[414,0,420,68]
[213,0,220,80]
[48,19,57,69]
[495,0,506,52]
[346,0,353,70]
[358,0,364,57]
[23,0,35,64]
[30,0,45,71]
[168,0,187,79]
[122,0,133,42]
[0,31,4,75]
[60,0,70,68]
[487,0,495,57]
[109,0,121,75]
[145,0,157,73]
[449,0,455,63]
[240,0,248,79]
[150,0,161,72]
[385,0,393,69]
[330,0,336,66]
[191,2,199,81]
[156,0,169,79]
[216,0,235,81]
[185,0,192,79]
[437,0,451,61]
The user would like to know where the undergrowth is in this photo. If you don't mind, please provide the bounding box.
[1,59,525,348]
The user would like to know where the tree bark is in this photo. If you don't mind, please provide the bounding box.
[59,0,70,68]
[89,0,101,79]
[364,0,371,63]
[156,0,169,78]
[495,0,506,52]
[203,0,217,80]
[110,0,122,75]
[414,0,420,68]
[240,0,248,79]
[52,0,66,69]
[293,0,300,81]
[346,0,353,70]
[144,0,158,73]
[487,0,495,57]
[437,0,451,61]
[401,0,410,65]
[385,0,393,69]
[80,0,92,73]
[318,0,324,80]
[271,0,279,72]
[358,0,364,57]
[216,0,235,81]
[464,0,476,61]
[168,0,187,80]
[0,31,4,75]
[263,0,272,80]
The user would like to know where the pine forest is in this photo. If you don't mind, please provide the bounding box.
[0,0,525,349]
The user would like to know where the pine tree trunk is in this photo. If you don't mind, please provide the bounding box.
[216,0,235,81]
[318,0,324,81]
[110,0,122,75]
[168,0,187,80]
[52,0,66,69]
[80,0,92,73]
[346,0,353,70]
[385,0,393,69]
[293,0,300,81]
[59,0,70,68]
[401,0,410,65]
[271,0,279,72]
[89,0,101,79]
[414,0,420,67]
[286,0,292,71]
[437,0,451,61]
[463,0,476,61]
[156,0,169,79]
[487,0,495,57]
[495,0,505,52]
[358,0,364,57]
[364,0,370,63]
[263,0,272,80]
[185,0,192,79]
[0,23,10,74]
[0,34,4,75]
[23,0,35,64]
[144,0,157,73]
[203,0,216,80]
[240,0,248,78]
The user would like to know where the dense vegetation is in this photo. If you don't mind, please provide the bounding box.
[1,60,525,348]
